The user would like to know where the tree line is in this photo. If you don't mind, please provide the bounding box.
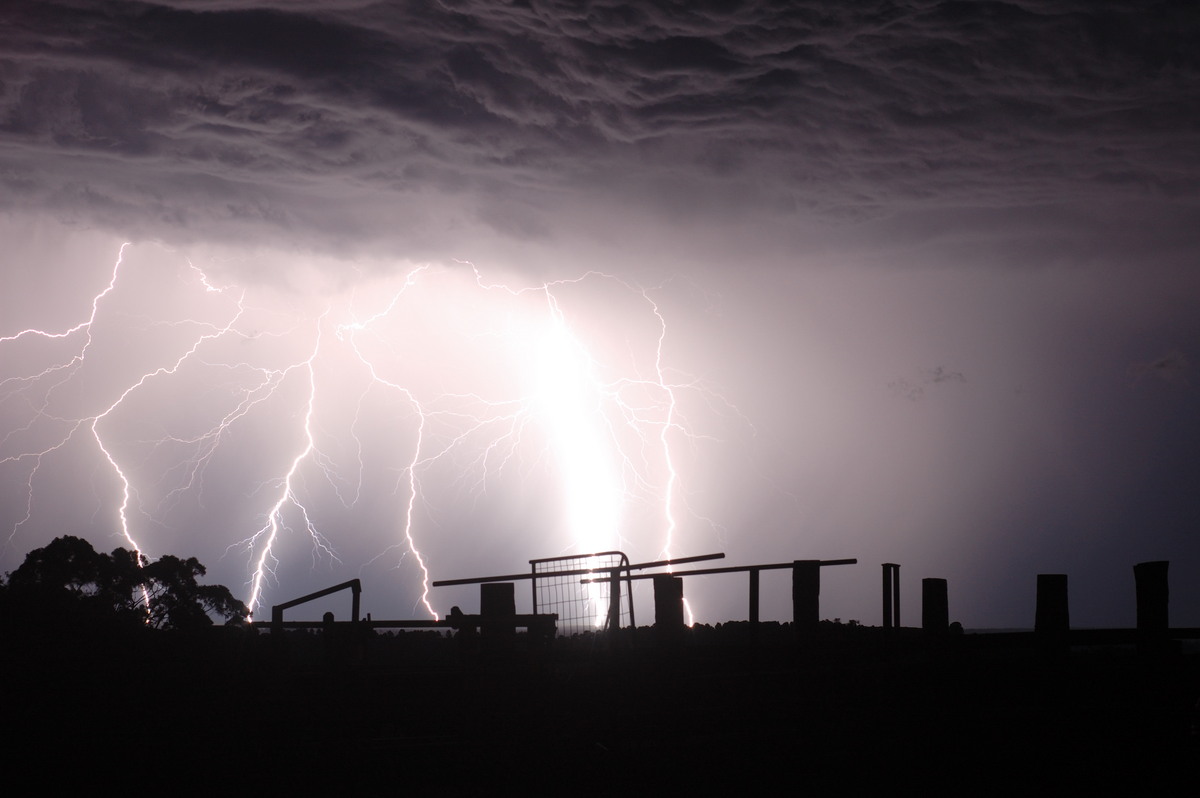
[0,535,248,631]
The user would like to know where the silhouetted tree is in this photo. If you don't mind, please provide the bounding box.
[2,535,247,630]
[3,535,131,626]
[96,545,145,619]
[8,535,105,595]
[142,554,247,630]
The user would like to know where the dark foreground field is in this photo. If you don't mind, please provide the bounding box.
[5,622,1197,796]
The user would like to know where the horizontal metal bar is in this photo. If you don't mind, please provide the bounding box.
[623,553,725,571]
[580,558,857,583]
[529,550,627,565]
[433,553,724,587]
[432,571,538,587]
[250,619,448,629]
[272,578,361,613]
[250,614,558,631]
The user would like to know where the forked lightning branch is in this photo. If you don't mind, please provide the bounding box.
[0,243,719,621]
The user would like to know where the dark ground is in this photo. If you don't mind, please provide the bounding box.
[4,621,1197,796]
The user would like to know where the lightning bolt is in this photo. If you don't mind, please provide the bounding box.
[336,266,438,617]
[460,264,702,624]
[1,244,129,548]
[2,243,729,626]
[1,243,245,597]
[237,315,341,615]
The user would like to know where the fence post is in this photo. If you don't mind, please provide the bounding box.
[531,562,538,616]
[922,578,948,636]
[882,563,900,629]
[653,575,684,630]
[792,560,820,635]
[749,568,761,625]
[607,568,621,630]
[480,582,516,638]
[1134,561,1169,654]
[1035,574,1069,650]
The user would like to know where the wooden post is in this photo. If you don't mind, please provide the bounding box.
[882,565,890,629]
[607,568,621,630]
[882,563,900,629]
[893,567,901,628]
[1134,561,1169,653]
[1035,574,1069,635]
[922,578,948,635]
[749,568,760,625]
[480,582,516,638]
[531,563,538,616]
[653,575,684,629]
[792,560,820,634]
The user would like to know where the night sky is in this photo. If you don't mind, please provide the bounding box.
[2,1,1198,629]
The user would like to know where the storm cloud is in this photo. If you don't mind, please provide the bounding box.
[2,0,1197,254]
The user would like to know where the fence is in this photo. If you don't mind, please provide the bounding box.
[530,551,632,635]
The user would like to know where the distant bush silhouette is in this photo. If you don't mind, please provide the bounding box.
[2,535,248,630]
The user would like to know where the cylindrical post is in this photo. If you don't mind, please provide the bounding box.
[882,565,892,629]
[607,568,621,630]
[653,575,684,630]
[1134,561,1169,652]
[749,568,760,624]
[1035,574,1069,635]
[882,563,900,629]
[531,564,538,616]
[480,582,516,638]
[792,560,820,634]
[893,567,901,627]
[922,578,948,635]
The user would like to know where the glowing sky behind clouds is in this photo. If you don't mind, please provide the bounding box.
[1,1,1198,627]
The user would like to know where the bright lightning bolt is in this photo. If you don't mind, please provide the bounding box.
[239,315,339,615]
[2,243,728,625]
[2,244,247,611]
[336,268,440,619]
[1,244,130,548]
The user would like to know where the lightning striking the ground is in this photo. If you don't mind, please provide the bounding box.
[1,243,721,623]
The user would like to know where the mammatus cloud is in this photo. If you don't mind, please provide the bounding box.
[1,1,1197,252]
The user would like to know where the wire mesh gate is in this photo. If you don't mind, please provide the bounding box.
[530,551,633,635]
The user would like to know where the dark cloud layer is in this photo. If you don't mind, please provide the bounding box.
[2,0,1197,253]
